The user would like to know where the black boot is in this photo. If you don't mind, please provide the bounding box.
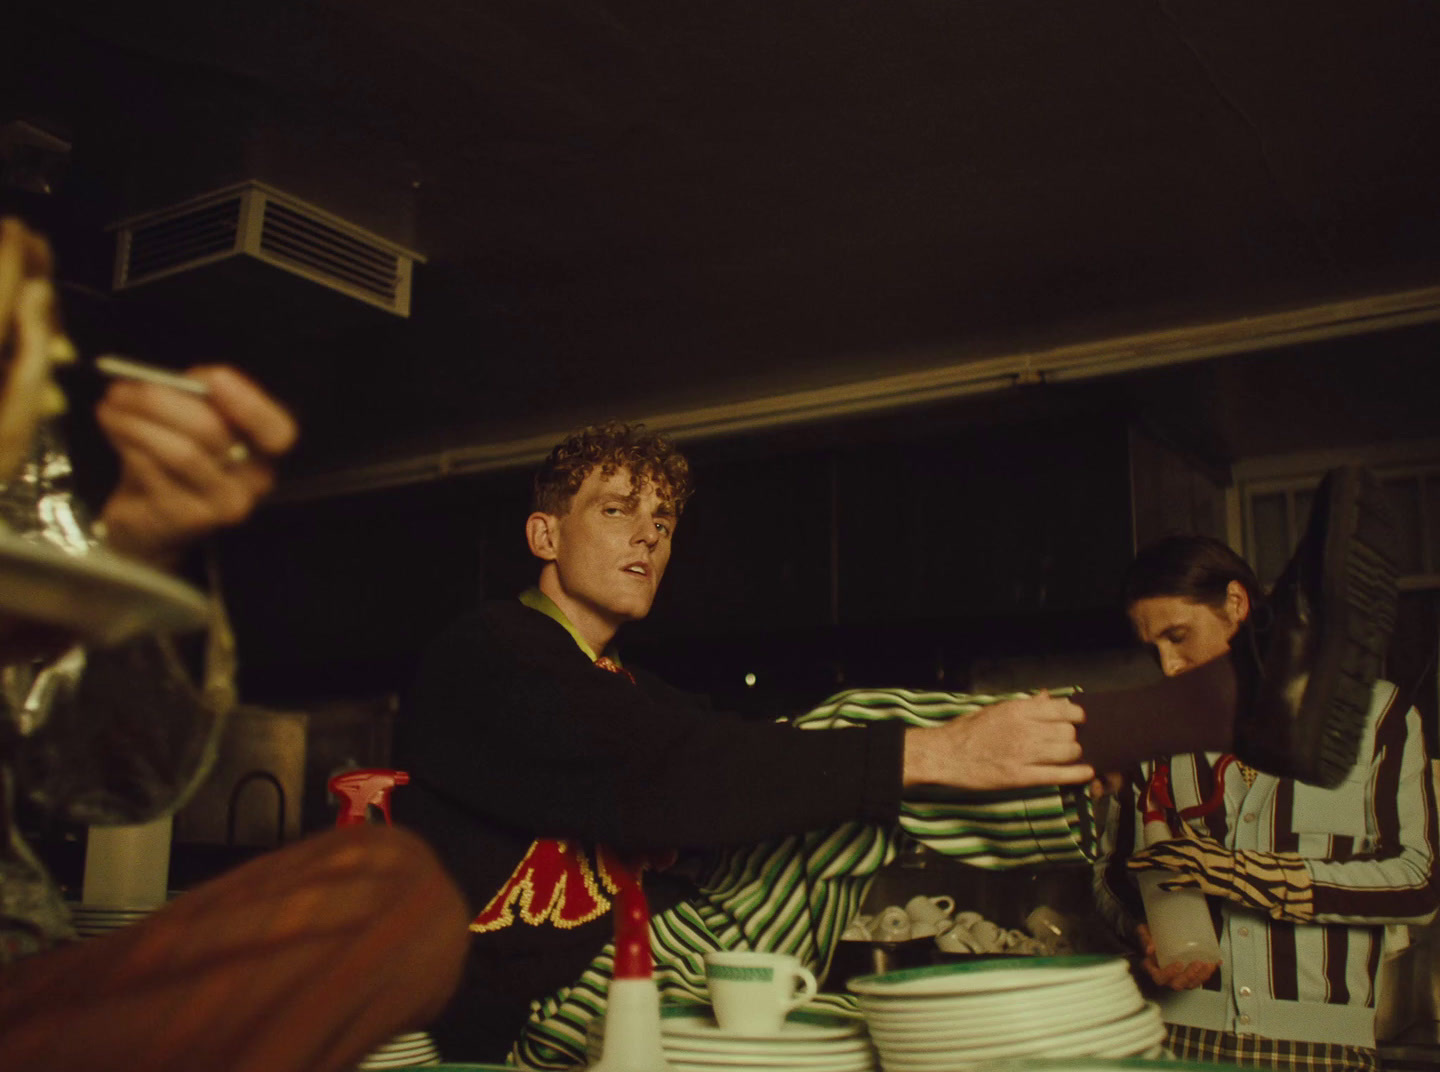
[1233,465,1401,788]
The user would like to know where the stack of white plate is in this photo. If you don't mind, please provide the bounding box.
[69,903,155,938]
[586,1004,876,1072]
[848,955,1166,1071]
[974,1061,1227,1071]
[355,1031,441,1069]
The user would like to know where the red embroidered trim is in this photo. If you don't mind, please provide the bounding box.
[470,839,621,932]
[1142,754,1238,828]
[469,841,678,933]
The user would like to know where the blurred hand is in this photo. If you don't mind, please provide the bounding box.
[1089,772,1127,799]
[0,217,72,480]
[95,365,298,569]
[903,690,1093,790]
[1135,922,1220,990]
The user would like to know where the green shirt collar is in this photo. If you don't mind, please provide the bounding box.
[519,586,621,666]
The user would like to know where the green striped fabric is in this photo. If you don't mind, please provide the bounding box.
[511,687,1095,1069]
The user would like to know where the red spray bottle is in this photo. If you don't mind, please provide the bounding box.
[328,769,410,828]
[588,866,675,1072]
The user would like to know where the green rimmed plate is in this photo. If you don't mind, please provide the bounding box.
[659,1004,865,1043]
[972,1061,1228,1071]
[846,954,1128,997]
[873,1001,1164,1068]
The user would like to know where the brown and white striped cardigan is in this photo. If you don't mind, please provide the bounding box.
[1096,680,1440,1049]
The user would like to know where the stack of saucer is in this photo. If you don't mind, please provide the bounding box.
[69,903,155,938]
[849,955,1166,1070]
[587,1005,876,1072]
[355,1031,441,1069]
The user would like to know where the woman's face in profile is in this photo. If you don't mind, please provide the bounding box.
[1127,581,1249,678]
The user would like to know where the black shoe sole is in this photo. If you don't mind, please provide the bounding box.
[1294,465,1401,787]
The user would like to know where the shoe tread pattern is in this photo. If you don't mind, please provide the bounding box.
[1312,472,1401,787]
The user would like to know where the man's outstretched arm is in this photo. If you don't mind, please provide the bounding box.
[901,690,1093,790]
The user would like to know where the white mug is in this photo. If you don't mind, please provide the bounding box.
[704,951,818,1036]
[968,920,1002,951]
[904,894,956,925]
[871,906,911,941]
[1025,905,1069,941]
[935,926,979,954]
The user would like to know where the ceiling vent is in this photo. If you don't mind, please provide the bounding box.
[111,181,423,316]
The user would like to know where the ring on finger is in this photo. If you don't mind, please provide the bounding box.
[223,441,251,467]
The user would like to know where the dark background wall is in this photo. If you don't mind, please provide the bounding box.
[218,397,1139,718]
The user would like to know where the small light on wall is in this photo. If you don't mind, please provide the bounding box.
[744,672,757,687]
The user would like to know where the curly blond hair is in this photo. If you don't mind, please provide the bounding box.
[531,421,693,516]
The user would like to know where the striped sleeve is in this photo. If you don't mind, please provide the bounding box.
[797,687,1094,866]
[1307,693,1440,924]
[1093,770,1146,940]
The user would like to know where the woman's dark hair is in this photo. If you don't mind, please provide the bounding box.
[1123,534,1265,613]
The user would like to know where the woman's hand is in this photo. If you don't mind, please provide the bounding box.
[1135,922,1220,990]
[0,217,72,480]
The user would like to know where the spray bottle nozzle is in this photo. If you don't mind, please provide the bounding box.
[328,769,410,828]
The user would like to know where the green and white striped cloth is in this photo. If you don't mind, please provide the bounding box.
[511,687,1096,1069]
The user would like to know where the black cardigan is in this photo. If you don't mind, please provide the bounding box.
[393,600,904,1060]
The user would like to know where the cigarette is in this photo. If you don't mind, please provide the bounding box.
[95,355,210,396]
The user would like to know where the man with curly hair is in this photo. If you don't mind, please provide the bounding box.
[395,421,1094,1060]
[395,423,1401,1065]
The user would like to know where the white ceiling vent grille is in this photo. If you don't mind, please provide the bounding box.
[112,181,423,316]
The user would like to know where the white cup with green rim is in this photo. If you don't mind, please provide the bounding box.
[703,951,818,1036]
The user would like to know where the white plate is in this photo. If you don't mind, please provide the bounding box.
[969,1060,1178,1071]
[879,1004,1163,1070]
[874,1002,1160,1062]
[660,1047,871,1069]
[847,955,1129,998]
[661,1006,865,1043]
[858,974,1138,1024]
[0,530,209,644]
[865,992,1146,1049]
[665,1037,874,1058]
[858,997,1140,1048]
[1075,1024,1169,1060]
[668,1058,872,1072]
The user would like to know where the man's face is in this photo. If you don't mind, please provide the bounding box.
[1127,588,1244,678]
[540,466,677,630]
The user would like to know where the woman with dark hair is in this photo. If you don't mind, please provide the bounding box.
[1096,533,1438,1071]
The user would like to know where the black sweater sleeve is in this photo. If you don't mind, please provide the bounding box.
[395,602,904,851]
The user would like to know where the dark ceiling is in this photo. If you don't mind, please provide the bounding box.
[6,0,1440,490]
